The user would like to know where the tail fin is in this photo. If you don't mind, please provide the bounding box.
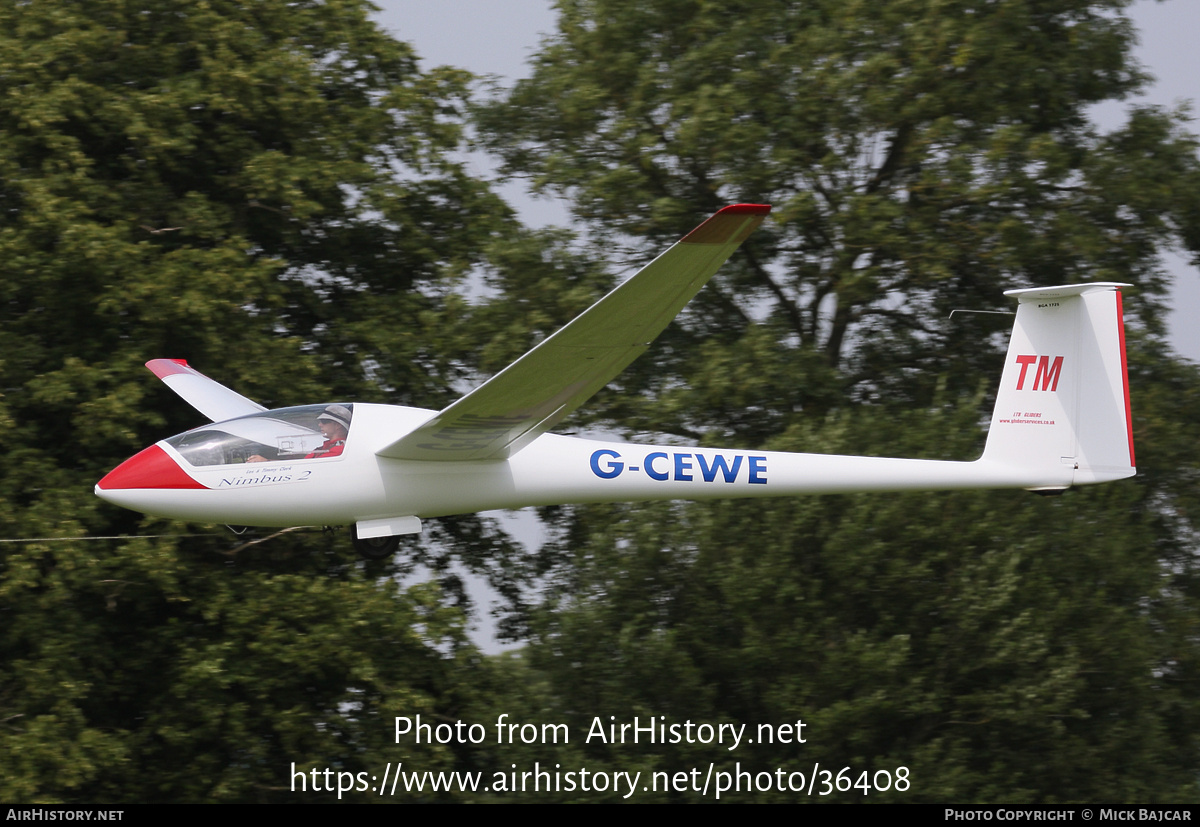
[981,283,1136,489]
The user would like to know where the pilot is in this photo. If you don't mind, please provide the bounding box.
[305,404,352,458]
[245,404,352,463]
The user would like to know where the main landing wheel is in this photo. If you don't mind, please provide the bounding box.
[351,526,401,560]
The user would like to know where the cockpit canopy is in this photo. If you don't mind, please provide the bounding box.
[165,404,353,467]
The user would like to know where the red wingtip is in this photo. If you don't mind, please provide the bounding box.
[682,204,772,244]
[716,204,772,215]
[146,358,194,378]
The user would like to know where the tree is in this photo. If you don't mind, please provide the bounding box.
[479,0,1200,431]
[0,0,509,801]
[473,0,1200,802]
[505,398,1200,802]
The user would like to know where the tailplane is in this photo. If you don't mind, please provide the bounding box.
[981,283,1136,489]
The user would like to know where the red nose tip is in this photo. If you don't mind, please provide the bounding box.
[98,444,206,490]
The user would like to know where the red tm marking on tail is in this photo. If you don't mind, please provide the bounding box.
[1014,355,1064,391]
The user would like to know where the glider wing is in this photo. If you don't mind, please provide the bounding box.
[146,359,267,423]
[378,204,771,461]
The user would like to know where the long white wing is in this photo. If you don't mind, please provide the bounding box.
[146,359,267,422]
[378,204,771,462]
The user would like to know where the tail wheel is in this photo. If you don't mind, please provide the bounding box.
[351,526,400,560]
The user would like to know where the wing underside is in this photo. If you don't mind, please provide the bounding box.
[377,204,771,462]
[146,359,266,422]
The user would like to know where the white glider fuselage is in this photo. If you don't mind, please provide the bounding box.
[94,396,1119,529]
[95,205,1137,542]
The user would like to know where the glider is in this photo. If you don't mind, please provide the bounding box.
[95,205,1137,557]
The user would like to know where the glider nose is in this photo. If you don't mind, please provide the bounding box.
[96,444,206,501]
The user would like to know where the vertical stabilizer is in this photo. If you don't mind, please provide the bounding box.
[981,283,1136,488]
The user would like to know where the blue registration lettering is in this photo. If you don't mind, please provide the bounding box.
[748,456,767,484]
[696,454,742,483]
[590,449,624,479]
[595,450,764,484]
[673,453,693,481]
[645,452,670,481]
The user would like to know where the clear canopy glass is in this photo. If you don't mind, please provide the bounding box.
[165,404,354,467]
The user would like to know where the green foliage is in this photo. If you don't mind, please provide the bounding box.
[0,0,510,802]
[499,386,1200,803]
[479,0,1200,427]
[471,0,1200,803]
[2,0,1198,805]
[0,533,474,802]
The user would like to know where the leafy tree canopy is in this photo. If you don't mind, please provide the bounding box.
[470,0,1200,803]
[479,0,1200,435]
[0,0,514,801]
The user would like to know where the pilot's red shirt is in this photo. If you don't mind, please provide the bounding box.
[306,439,345,459]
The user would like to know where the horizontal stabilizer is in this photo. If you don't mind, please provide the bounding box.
[146,359,266,423]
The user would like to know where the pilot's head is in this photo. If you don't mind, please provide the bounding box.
[317,405,351,441]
